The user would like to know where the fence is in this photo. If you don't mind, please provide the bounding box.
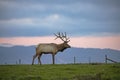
[105,55,118,64]
[52,55,119,64]
[2,55,119,65]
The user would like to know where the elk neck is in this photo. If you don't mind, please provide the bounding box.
[57,43,66,52]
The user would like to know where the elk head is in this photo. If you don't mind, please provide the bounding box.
[54,32,71,52]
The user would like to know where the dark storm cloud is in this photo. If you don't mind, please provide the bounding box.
[0,0,120,37]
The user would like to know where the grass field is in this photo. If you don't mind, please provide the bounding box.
[0,64,120,80]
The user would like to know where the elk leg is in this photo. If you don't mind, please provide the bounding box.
[38,54,42,65]
[32,54,37,65]
[52,54,55,64]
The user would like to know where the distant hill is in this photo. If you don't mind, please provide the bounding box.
[0,46,120,64]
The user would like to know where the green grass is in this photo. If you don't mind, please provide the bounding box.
[0,64,120,80]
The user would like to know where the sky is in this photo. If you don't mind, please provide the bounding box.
[0,0,120,50]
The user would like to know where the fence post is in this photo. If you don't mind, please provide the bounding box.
[105,55,107,64]
[19,59,21,64]
[74,56,76,64]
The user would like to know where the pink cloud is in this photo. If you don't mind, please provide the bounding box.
[70,36,120,50]
[0,36,120,50]
[0,36,61,46]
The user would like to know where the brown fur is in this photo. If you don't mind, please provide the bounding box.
[32,32,70,65]
[32,42,70,65]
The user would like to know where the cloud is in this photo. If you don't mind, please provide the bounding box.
[0,43,14,47]
[0,36,62,46]
[0,14,119,37]
[0,36,120,50]
[0,18,33,25]
[1,0,120,20]
[0,0,119,37]
[0,14,70,28]
[71,36,120,50]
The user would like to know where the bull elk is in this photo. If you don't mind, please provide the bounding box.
[32,32,71,65]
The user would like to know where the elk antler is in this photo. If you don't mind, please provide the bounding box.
[54,32,70,43]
